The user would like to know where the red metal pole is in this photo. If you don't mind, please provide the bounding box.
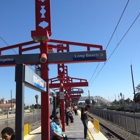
[60,98,65,131]
[68,95,71,106]
[60,84,65,132]
[40,41,50,140]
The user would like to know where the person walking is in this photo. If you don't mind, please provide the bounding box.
[65,105,70,126]
[74,105,78,115]
[81,104,90,139]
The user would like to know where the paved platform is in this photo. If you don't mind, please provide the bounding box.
[24,115,89,140]
[77,110,108,140]
[24,109,108,140]
[24,115,88,140]
[65,115,89,140]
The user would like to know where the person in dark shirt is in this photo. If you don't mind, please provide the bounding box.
[81,105,90,139]
[50,110,59,120]
[1,127,15,140]
[65,106,70,126]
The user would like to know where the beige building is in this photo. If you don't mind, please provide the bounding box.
[0,98,16,113]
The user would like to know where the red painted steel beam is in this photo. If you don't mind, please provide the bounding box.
[56,94,81,98]
[35,0,52,35]
[49,39,103,50]
[49,82,88,88]
[0,41,36,54]
[69,95,81,98]
[0,38,103,55]
[49,77,88,84]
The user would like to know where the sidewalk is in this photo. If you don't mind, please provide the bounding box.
[65,115,89,140]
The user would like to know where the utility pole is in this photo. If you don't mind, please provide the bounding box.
[11,90,12,111]
[130,64,136,115]
[88,90,90,104]
[130,64,136,103]
[130,65,137,133]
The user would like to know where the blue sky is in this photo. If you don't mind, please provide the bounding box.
[0,0,140,105]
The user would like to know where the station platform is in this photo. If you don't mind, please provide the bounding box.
[65,115,89,139]
[77,110,108,140]
[24,110,108,140]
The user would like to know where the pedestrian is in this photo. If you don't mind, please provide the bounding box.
[81,104,90,139]
[65,105,70,126]
[68,110,74,123]
[74,105,78,115]
[50,115,67,140]
[1,127,15,140]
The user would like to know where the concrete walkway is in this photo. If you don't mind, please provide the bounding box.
[65,115,89,140]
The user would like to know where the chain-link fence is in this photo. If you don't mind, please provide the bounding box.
[91,109,140,135]
[0,113,41,133]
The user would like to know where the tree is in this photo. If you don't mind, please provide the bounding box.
[120,93,122,99]
[34,104,41,109]
[30,104,35,109]
[35,95,39,104]
[85,99,90,104]
[92,99,96,105]
[24,105,29,109]
[136,84,140,92]
[124,98,131,103]
[8,98,16,103]
[112,99,120,105]
[35,94,39,110]
[134,93,140,103]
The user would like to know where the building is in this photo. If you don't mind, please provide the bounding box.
[0,98,16,113]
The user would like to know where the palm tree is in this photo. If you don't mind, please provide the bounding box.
[136,84,140,93]
[35,95,39,111]
[35,95,39,104]
[120,93,123,105]
[134,93,140,103]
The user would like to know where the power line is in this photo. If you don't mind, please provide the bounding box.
[89,63,100,83]
[90,13,140,85]
[105,0,130,50]
[83,63,100,93]
[86,0,130,90]
[107,13,140,62]
[0,36,35,71]
[0,37,17,54]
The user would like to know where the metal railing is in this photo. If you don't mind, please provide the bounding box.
[91,109,140,135]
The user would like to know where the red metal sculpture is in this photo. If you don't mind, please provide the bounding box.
[0,0,106,139]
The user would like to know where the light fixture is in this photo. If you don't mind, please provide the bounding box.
[31,29,50,42]
[40,53,47,63]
